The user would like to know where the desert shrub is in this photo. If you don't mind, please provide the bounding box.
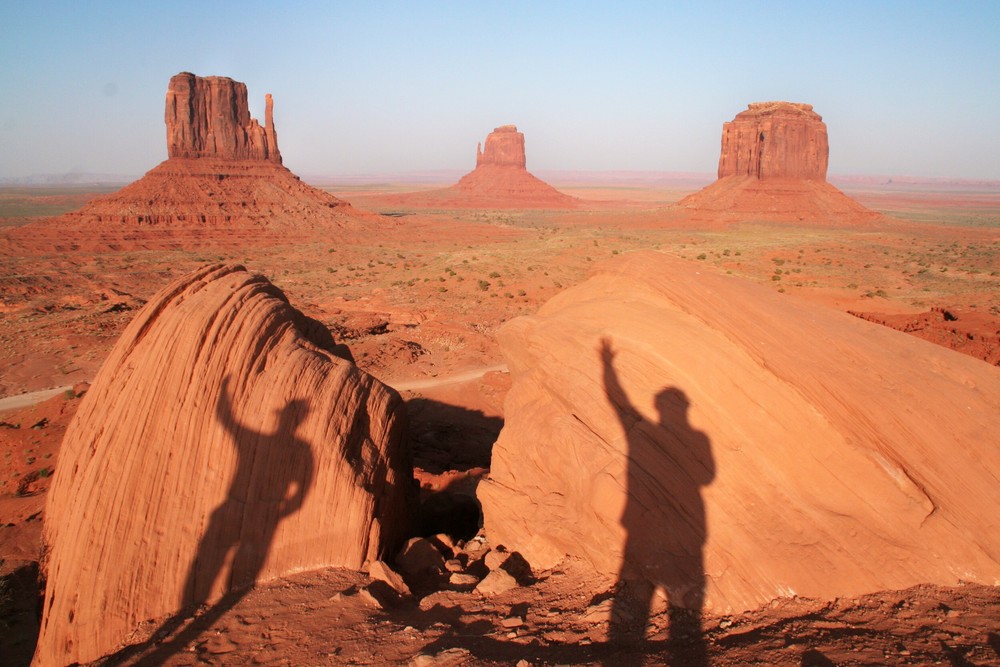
[696,253,707,260]
[489,271,501,279]
[478,280,490,291]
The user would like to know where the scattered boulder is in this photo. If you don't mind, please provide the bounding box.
[368,560,412,598]
[475,568,518,597]
[479,251,1000,615]
[395,537,449,593]
[33,264,413,666]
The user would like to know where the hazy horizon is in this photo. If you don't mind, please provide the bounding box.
[2,2,998,181]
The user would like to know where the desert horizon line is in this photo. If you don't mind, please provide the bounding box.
[3,168,999,188]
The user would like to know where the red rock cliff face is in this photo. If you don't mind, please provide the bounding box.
[476,125,527,168]
[717,102,828,180]
[166,72,282,163]
[32,264,411,666]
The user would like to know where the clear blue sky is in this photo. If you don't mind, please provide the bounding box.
[1,1,998,180]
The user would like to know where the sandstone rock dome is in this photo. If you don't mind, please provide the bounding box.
[33,264,412,666]
[480,251,1000,617]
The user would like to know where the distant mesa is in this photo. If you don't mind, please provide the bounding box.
[361,124,579,209]
[675,101,882,226]
[450,125,578,207]
[32,264,413,666]
[9,72,375,251]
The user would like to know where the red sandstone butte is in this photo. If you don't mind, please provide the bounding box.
[675,102,882,226]
[32,264,413,666]
[475,124,527,168]
[9,73,372,251]
[450,125,577,207]
[718,102,828,180]
[365,125,578,209]
[479,251,1000,616]
[166,72,281,163]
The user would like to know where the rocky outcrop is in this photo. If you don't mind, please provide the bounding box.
[166,72,281,163]
[33,265,412,666]
[475,125,526,168]
[480,251,1000,616]
[717,102,827,180]
[673,102,881,226]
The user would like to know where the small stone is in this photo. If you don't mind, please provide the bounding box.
[444,559,464,573]
[475,568,518,596]
[448,573,479,590]
[368,560,411,597]
[484,549,508,571]
[501,616,524,628]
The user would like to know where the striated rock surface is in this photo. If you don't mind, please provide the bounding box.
[480,251,1000,616]
[475,124,526,168]
[33,264,412,666]
[166,72,281,163]
[9,73,375,251]
[717,102,827,180]
[674,102,881,226]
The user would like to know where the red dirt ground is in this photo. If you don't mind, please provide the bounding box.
[1,178,998,665]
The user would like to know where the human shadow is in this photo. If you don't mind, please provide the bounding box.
[109,375,315,665]
[600,338,715,666]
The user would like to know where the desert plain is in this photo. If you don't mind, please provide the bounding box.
[1,81,999,666]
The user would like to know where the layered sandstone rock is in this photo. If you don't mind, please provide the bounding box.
[33,265,412,666]
[480,251,1000,615]
[9,73,372,251]
[674,102,881,226]
[166,72,281,163]
[717,102,827,180]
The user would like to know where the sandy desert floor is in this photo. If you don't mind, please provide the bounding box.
[1,180,998,665]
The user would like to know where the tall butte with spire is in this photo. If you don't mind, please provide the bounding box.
[10,72,372,251]
[165,73,283,162]
[675,102,882,226]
